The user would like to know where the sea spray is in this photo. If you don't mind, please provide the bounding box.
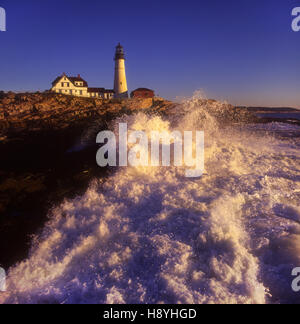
[1,94,300,304]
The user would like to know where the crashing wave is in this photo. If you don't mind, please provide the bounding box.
[1,93,300,304]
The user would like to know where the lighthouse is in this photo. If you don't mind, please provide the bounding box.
[114,43,128,98]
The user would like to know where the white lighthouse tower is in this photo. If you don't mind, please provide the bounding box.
[114,43,128,98]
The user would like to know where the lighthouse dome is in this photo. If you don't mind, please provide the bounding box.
[115,43,125,60]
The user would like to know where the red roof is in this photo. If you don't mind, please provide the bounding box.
[132,88,154,92]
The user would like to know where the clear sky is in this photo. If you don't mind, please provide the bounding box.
[0,0,299,107]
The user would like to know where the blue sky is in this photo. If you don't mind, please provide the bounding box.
[0,0,299,107]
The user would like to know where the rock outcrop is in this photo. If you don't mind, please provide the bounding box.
[0,92,173,139]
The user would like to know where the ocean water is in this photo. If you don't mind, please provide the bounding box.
[1,96,300,304]
[257,112,300,121]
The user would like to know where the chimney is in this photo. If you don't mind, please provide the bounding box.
[77,74,81,78]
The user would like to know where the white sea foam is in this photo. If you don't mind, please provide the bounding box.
[1,94,300,304]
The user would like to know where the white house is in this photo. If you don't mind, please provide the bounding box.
[51,73,114,99]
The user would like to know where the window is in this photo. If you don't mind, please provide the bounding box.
[61,82,64,87]
[79,90,82,95]
[67,83,70,87]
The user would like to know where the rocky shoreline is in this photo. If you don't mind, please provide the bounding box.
[0,91,175,141]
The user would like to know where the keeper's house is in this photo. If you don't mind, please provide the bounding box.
[51,73,114,99]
